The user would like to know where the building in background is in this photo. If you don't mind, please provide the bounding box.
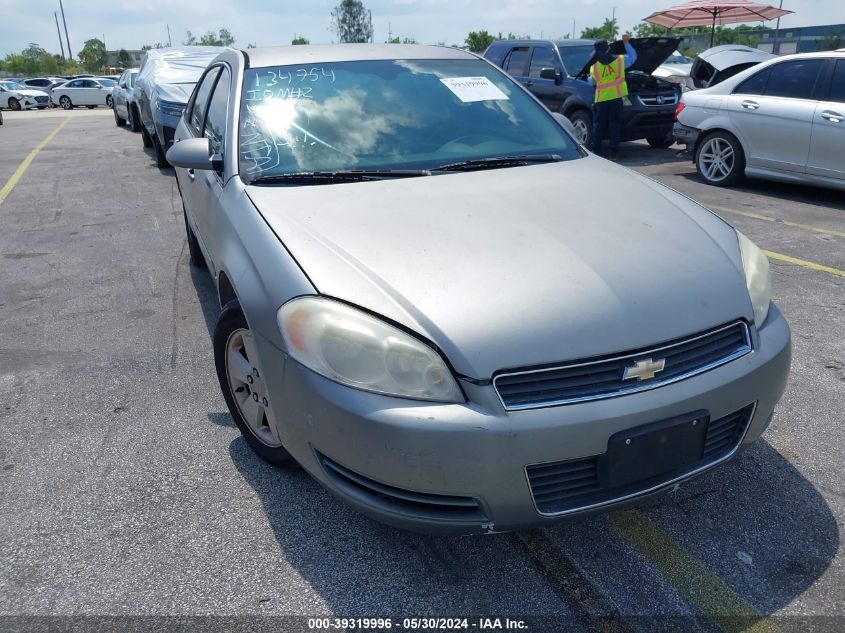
[105,49,144,69]
[682,23,845,54]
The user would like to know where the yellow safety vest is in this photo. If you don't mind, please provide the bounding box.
[591,55,628,103]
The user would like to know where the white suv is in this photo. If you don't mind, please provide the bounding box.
[674,51,845,191]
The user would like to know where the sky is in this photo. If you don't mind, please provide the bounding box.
[1,0,843,56]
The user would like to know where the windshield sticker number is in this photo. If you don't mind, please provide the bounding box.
[440,77,508,103]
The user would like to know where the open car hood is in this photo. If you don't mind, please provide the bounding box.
[576,37,683,79]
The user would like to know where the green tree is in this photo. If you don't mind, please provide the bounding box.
[78,38,108,72]
[141,43,166,51]
[818,28,844,51]
[581,18,618,40]
[464,30,495,52]
[292,35,310,45]
[331,0,373,43]
[386,36,417,44]
[117,48,132,68]
[184,29,235,46]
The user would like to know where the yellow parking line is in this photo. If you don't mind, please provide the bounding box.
[764,250,845,278]
[709,204,845,240]
[0,116,71,206]
[612,511,779,633]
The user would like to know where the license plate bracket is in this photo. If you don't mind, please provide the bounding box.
[600,410,709,489]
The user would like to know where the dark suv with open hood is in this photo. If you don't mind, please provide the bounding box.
[484,37,682,148]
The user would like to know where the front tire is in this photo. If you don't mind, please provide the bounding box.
[106,95,113,108]
[8,97,21,111]
[140,124,153,148]
[128,105,141,132]
[696,131,745,187]
[152,133,168,168]
[59,96,73,110]
[214,301,293,467]
[113,105,126,127]
[566,110,592,147]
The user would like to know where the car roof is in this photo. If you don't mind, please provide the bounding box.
[491,39,597,48]
[242,44,477,68]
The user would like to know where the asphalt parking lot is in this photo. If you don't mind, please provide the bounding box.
[0,109,843,632]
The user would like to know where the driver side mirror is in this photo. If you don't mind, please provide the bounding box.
[167,137,223,171]
[539,68,563,85]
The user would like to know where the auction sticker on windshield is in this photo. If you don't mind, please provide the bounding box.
[440,77,509,102]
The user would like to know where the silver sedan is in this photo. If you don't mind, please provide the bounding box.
[675,51,845,190]
[167,45,791,534]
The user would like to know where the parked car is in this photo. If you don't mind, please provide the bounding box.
[690,45,776,90]
[484,37,682,148]
[653,51,696,91]
[112,69,140,131]
[675,51,845,190]
[136,46,225,167]
[0,81,50,110]
[166,44,790,534]
[51,78,115,109]
[20,76,67,101]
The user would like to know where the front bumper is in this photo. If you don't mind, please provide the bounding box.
[621,106,676,141]
[256,306,791,534]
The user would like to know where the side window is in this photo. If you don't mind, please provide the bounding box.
[764,59,825,100]
[82,80,97,88]
[828,59,845,103]
[734,68,771,95]
[204,67,231,153]
[504,47,530,76]
[485,44,507,68]
[529,47,559,79]
[189,67,221,135]
[66,80,80,88]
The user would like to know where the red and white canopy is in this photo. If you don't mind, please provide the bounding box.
[643,0,792,29]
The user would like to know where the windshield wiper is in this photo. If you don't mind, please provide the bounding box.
[248,169,432,185]
[432,154,563,172]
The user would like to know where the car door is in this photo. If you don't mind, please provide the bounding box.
[527,45,564,112]
[114,71,128,117]
[806,58,845,181]
[75,79,97,105]
[502,46,530,84]
[727,58,826,174]
[175,65,222,268]
[194,65,232,275]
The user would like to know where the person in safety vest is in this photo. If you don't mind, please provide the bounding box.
[588,34,637,160]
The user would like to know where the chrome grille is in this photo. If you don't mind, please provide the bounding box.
[638,94,679,106]
[494,322,751,411]
[526,404,756,515]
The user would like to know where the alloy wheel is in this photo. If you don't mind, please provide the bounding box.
[572,119,589,144]
[60,96,72,110]
[699,137,735,183]
[9,98,21,111]
[224,328,282,448]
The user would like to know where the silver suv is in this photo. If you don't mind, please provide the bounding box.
[674,51,845,190]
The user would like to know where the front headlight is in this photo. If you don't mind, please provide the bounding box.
[278,297,464,403]
[737,231,772,326]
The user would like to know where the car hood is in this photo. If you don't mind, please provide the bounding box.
[653,62,694,78]
[152,82,196,104]
[577,37,683,78]
[696,45,775,71]
[246,157,751,379]
[10,88,48,98]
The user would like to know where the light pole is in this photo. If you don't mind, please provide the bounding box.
[54,11,65,61]
[773,0,784,54]
[612,6,618,39]
[58,0,72,59]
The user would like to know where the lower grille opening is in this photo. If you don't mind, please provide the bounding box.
[317,452,487,523]
[527,404,755,515]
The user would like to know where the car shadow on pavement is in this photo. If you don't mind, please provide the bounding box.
[188,259,222,343]
[615,143,689,168]
[229,432,839,621]
[679,173,845,213]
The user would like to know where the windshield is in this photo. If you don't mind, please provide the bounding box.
[238,58,580,183]
[128,72,138,87]
[558,46,595,76]
[1,82,23,90]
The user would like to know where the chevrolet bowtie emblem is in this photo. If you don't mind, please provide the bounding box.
[623,358,667,381]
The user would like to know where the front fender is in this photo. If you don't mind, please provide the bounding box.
[214,179,316,352]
